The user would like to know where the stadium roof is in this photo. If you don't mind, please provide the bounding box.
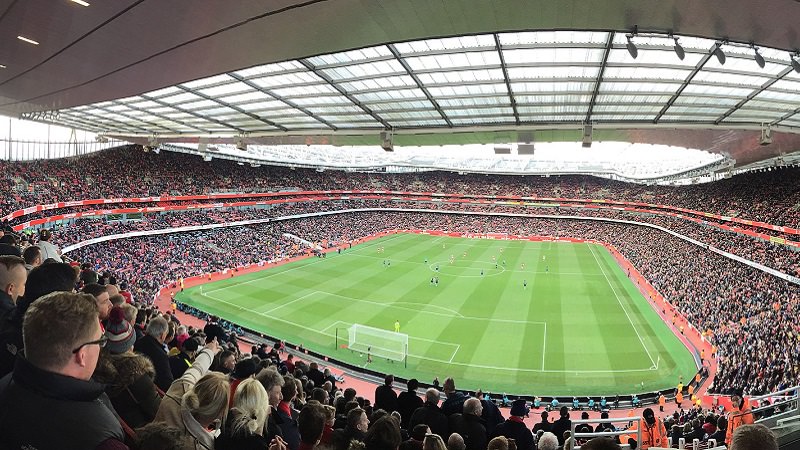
[2,0,800,167]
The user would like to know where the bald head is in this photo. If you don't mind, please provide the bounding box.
[425,388,440,405]
[464,398,483,416]
[0,255,27,303]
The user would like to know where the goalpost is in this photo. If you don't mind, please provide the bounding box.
[345,323,408,367]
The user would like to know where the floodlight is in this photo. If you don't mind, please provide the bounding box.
[713,43,726,65]
[792,52,800,73]
[752,45,765,68]
[673,36,685,60]
[626,35,638,59]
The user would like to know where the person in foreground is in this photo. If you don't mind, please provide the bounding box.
[0,292,128,449]
[729,423,778,450]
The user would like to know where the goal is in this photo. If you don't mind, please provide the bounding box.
[347,323,408,363]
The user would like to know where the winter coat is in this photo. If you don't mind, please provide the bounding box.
[93,350,161,428]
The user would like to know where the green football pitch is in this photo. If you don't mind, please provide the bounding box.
[177,233,697,396]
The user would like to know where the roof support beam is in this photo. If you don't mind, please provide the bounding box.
[110,100,207,134]
[653,44,716,123]
[297,59,391,129]
[140,95,242,133]
[585,32,615,123]
[94,103,183,134]
[227,73,337,131]
[387,44,453,127]
[175,85,288,132]
[714,66,794,124]
[494,34,520,126]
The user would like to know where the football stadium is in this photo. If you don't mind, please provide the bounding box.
[0,1,799,449]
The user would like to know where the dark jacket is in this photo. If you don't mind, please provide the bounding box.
[532,419,552,434]
[410,402,449,440]
[332,428,366,450]
[480,398,504,435]
[169,351,193,379]
[375,384,399,412]
[0,357,126,450]
[450,413,487,450]
[274,404,301,450]
[492,418,534,450]
[441,391,468,416]
[134,334,173,391]
[707,429,726,446]
[92,350,161,428]
[399,438,424,450]
[216,410,270,450]
[0,291,13,316]
[0,306,23,379]
[397,391,423,428]
[307,367,325,388]
[551,416,572,446]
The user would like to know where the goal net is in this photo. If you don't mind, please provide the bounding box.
[348,323,408,362]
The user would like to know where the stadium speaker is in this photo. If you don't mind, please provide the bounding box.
[380,130,394,152]
[582,124,593,148]
[760,124,773,145]
[517,144,535,155]
[493,146,511,154]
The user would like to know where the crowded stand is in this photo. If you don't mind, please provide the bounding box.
[25,211,798,398]
[1,147,798,450]
[37,196,800,278]
[3,146,800,229]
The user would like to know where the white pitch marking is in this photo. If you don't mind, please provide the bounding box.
[587,243,657,369]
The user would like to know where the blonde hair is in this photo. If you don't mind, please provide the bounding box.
[230,378,270,436]
[424,434,447,450]
[182,372,230,427]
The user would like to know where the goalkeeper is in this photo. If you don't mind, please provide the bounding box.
[394,319,400,333]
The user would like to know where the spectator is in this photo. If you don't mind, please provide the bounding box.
[532,411,551,434]
[537,432,558,450]
[82,283,112,322]
[363,416,402,450]
[400,424,429,450]
[297,401,327,450]
[424,434,447,450]
[257,367,288,443]
[154,333,227,449]
[728,423,778,450]
[135,316,174,391]
[133,422,193,450]
[36,229,61,262]
[397,378,423,429]
[21,245,41,272]
[0,261,77,378]
[0,292,126,449]
[169,336,200,380]
[707,416,727,445]
[375,374,399,413]
[449,398,486,450]
[441,378,468,417]
[487,437,508,450]
[446,433,465,450]
[216,378,272,450]
[549,407,571,446]
[580,437,621,450]
[93,305,161,429]
[491,399,534,450]
[332,407,369,450]
[410,388,449,440]
[0,255,26,315]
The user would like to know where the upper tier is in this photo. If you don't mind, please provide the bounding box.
[3,145,799,228]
